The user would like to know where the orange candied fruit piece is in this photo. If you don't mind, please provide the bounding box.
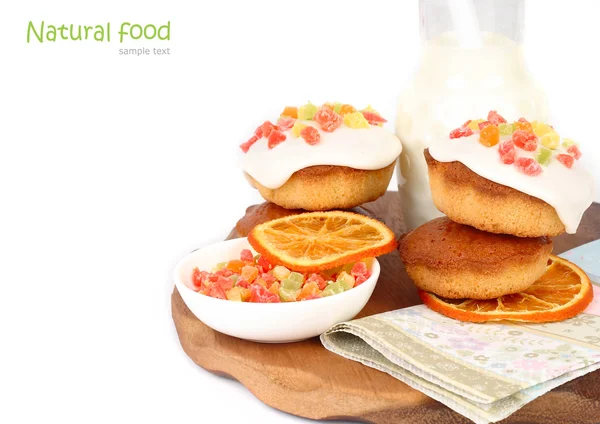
[514,118,533,133]
[280,106,298,119]
[226,259,246,273]
[339,104,356,115]
[479,124,500,147]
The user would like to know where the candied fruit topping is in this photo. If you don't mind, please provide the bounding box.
[512,130,538,151]
[291,121,307,138]
[240,135,259,153]
[338,104,356,115]
[267,129,286,149]
[478,121,493,130]
[536,147,553,166]
[557,154,575,169]
[300,126,321,145]
[531,121,553,137]
[259,121,277,138]
[540,132,560,150]
[515,118,533,133]
[498,140,516,164]
[567,144,582,160]
[298,102,318,120]
[277,117,296,131]
[479,124,500,147]
[306,273,327,290]
[298,281,321,301]
[343,111,370,129]
[336,271,356,290]
[280,106,298,119]
[449,125,474,139]
[562,138,577,148]
[241,265,259,283]
[498,123,515,136]
[515,157,543,176]
[361,110,387,125]
[314,107,342,132]
[467,119,485,131]
[487,110,507,125]
[250,284,280,303]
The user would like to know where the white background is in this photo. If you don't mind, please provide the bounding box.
[1,1,599,423]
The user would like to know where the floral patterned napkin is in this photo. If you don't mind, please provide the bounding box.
[321,240,600,424]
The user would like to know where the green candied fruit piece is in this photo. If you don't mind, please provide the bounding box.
[282,278,302,291]
[229,274,239,284]
[336,271,356,291]
[288,272,304,284]
[272,265,291,281]
[322,281,344,297]
[562,138,577,148]
[333,102,342,114]
[535,147,553,166]
[298,102,318,120]
[214,261,228,271]
[498,123,515,136]
[279,287,298,302]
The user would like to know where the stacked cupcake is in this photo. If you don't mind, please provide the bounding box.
[399,111,595,321]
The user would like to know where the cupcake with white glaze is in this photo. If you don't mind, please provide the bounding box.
[240,102,402,211]
[426,111,594,237]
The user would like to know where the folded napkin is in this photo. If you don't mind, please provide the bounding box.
[321,240,600,424]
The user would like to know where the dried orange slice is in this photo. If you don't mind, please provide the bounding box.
[248,211,397,272]
[420,255,593,323]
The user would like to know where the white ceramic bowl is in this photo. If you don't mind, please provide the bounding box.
[173,237,380,343]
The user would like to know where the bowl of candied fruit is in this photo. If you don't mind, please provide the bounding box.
[173,237,380,343]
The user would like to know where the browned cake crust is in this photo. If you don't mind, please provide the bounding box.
[245,162,395,211]
[425,149,565,237]
[235,202,304,237]
[399,217,553,299]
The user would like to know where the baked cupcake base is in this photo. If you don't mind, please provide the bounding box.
[425,150,565,237]
[246,162,395,211]
[399,217,553,300]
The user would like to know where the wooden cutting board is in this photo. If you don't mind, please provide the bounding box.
[171,192,600,424]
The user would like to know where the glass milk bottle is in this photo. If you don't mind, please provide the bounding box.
[396,0,550,231]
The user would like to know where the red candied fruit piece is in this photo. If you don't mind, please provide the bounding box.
[249,283,280,303]
[449,126,473,139]
[257,256,273,273]
[215,268,234,278]
[240,249,254,262]
[498,140,516,164]
[512,130,538,151]
[306,273,327,290]
[205,283,227,299]
[300,126,321,145]
[277,117,296,131]
[514,157,543,176]
[351,262,372,286]
[557,154,575,169]
[361,111,387,125]
[567,145,582,160]
[192,268,209,290]
[267,129,286,149]
[314,107,342,132]
[216,275,234,291]
[487,110,507,125]
[239,135,259,153]
[478,121,492,130]
[237,278,250,289]
[261,272,277,285]
[255,121,277,139]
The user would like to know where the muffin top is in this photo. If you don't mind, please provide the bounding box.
[399,217,552,272]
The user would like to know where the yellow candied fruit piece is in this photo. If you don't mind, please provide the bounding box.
[361,104,380,115]
[531,121,553,137]
[467,119,485,131]
[291,121,307,137]
[298,102,318,120]
[540,132,560,149]
[343,112,370,129]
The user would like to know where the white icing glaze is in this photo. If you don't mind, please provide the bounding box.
[242,120,402,189]
[428,133,594,234]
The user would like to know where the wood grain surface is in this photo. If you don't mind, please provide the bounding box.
[171,192,600,424]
